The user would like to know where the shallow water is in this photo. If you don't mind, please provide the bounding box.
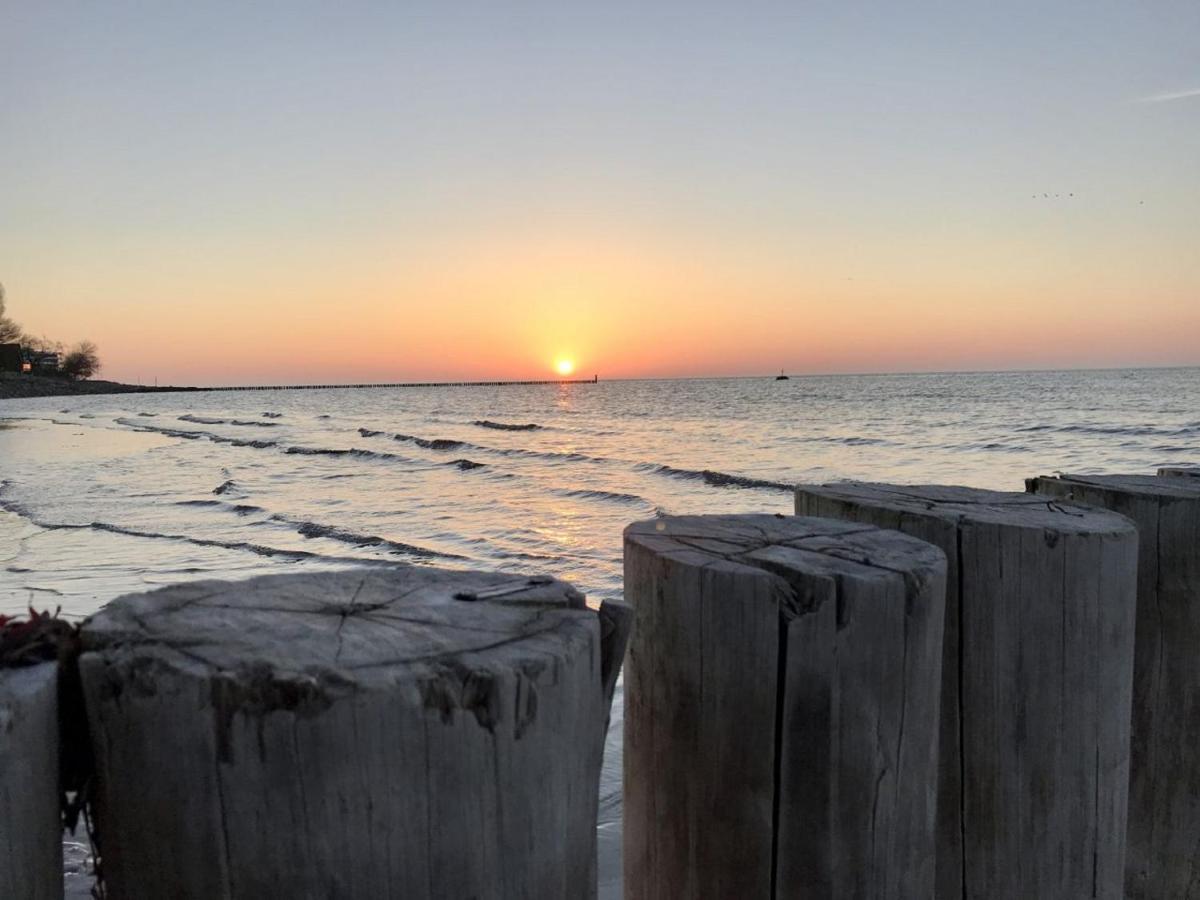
[2,368,1197,894]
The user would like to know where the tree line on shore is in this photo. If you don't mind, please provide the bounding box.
[0,283,101,380]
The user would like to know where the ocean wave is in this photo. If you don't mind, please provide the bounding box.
[801,435,887,446]
[0,487,451,566]
[0,504,380,565]
[473,420,543,431]
[116,418,280,448]
[357,426,613,465]
[949,441,1031,453]
[393,433,468,451]
[554,487,650,505]
[179,414,278,428]
[358,427,472,451]
[212,479,238,495]
[262,412,283,418]
[175,498,265,517]
[639,463,793,491]
[118,417,498,475]
[272,515,466,560]
[1015,422,1200,437]
[284,445,432,467]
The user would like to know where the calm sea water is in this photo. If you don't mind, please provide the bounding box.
[2,367,1198,894]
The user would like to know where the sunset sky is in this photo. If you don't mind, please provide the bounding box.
[3,1,1198,385]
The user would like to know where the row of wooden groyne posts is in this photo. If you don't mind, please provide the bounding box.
[2,466,1198,898]
[203,376,600,391]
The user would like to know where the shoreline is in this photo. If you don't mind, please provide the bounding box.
[0,373,194,401]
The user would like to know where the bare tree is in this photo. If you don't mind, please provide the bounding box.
[0,283,23,344]
[60,341,101,380]
[23,335,63,354]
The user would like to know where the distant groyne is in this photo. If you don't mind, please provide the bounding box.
[204,376,599,391]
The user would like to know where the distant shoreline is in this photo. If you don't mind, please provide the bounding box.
[0,373,195,400]
[0,373,597,400]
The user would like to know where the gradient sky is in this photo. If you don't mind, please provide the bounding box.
[3,1,1198,384]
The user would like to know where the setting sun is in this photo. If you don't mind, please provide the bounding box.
[555,358,575,377]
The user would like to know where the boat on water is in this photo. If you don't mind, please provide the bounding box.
[775,369,789,381]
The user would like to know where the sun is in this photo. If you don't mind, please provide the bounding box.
[555,358,575,377]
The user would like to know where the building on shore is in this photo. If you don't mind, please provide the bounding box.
[0,345,61,374]
[29,351,60,373]
[0,344,22,373]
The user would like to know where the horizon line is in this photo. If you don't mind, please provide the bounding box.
[127,362,1200,392]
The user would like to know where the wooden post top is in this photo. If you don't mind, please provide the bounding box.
[1159,467,1200,479]
[625,514,945,615]
[797,482,1136,536]
[1030,472,1200,501]
[81,568,591,691]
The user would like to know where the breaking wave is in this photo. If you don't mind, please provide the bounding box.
[553,488,650,505]
[179,414,278,428]
[638,463,793,491]
[271,515,466,560]
[356,427,611,465]
[1,487,456,565]
[473,420,543,431]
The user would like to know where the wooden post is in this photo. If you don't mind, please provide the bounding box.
[78,568,630,899]
[796,483,1138,900]
[1027,473,1200,898]
[1159,466,1200,480]
[0,661,62,900]
[623,514,947,898]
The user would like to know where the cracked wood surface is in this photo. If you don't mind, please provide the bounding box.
[797,482,1138,900]
[0,662,61,900]
[1028,473,1200,899]
[78,567,625,899]
[623,514,947,899]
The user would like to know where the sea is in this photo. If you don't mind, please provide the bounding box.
[2,367,1198,895]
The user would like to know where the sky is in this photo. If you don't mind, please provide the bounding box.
[2,1,1198,385]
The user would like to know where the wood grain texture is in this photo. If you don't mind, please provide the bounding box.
[796,483,1138,900]
[623,514,946,899]
[0,661,62,900]
[78,567,624,900]
[1028,473,1200,899]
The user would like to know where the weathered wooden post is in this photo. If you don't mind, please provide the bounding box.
[78,568,630,899]
[623,514,947,898]
[1027,473,1200,898]
[0,660,62,900]
[1159,466,1200,479]
[796,483,1138,899]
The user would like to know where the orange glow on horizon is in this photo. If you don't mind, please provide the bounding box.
[8,227,1199,386]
